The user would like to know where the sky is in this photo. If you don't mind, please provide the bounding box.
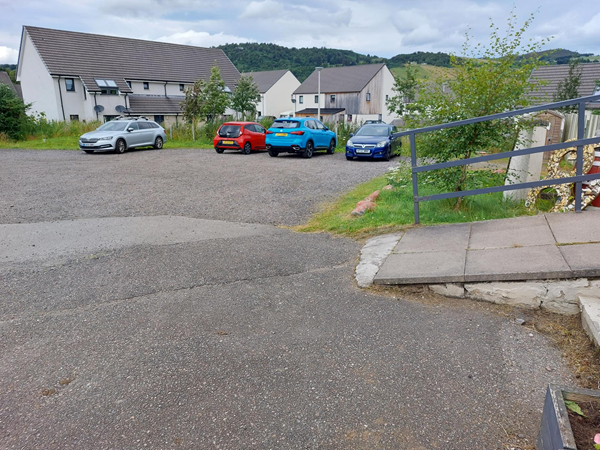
[1,0,599,65]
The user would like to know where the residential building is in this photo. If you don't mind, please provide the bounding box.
[243,69,300,118]
[292,63,396,124]
[529,64,600,108]
[0,71,23,100]
[16,26,241,124]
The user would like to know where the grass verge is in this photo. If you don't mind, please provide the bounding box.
[0,136,215,150]
[295,174,532,238]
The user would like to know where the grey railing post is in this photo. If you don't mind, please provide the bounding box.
[576,101,586,213]
[410,132,420,224]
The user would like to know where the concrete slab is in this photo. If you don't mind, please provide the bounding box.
[393,223,471,253]
[546,210,600,244]
[465,245,572,282]
[374,249,466,284]
[355,233,404,288]
[559,243,600,278]
[579,295,600,347]
[469,215,555,249]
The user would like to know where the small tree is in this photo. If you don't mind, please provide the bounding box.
[231,75,261,120]
[386,64,420,117]
[553,58,583,113]
[202,65,230,122]
[0,84,31,140]
[181,79,206,141]
[403,11,549,209]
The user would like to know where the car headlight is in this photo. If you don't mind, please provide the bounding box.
[377,141,388,147]
[347,140,354,146]
[98,136,113,141]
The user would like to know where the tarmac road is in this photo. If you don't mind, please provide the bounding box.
[0,148,573,449]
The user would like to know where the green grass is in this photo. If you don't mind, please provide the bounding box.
[296,174,532,238]
[0,136,214,150]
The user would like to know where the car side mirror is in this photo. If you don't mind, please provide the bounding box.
[350,133,354,137]
[323,126,329,131]
[127,127,134,132]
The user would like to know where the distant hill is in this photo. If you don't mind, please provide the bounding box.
[522,49,597,65]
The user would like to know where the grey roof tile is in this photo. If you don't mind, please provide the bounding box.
[127,95,185,114]
[242,69,289,93]
[294,64,386,94]
[24,26,240,93]
[529,63,600,104]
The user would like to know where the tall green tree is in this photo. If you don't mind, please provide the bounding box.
[386,64,420,116]
[231,75,261,119]
[202,65,230,122]
[553,58,583,113]
[0,84,31,140]
[403,11,549,209]
[181,78,206,141]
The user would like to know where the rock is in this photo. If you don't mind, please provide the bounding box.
[515,318,526,325]
[351,200,376,217]
[365,190,380,202]
[429,283,465,298]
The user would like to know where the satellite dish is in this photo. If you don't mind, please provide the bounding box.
[94,105,105,113]
[115,105,126,113]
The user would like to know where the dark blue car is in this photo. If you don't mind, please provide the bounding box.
[345,124,401,161]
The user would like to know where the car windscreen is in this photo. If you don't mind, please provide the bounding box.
[271,120,300,129]
[219,125,241,137]
[97,121,129,132]
[355,126,390,137]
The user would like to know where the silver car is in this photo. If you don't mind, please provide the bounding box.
[79,117,167,154]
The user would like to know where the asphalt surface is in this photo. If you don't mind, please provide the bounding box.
[0,148,574,449]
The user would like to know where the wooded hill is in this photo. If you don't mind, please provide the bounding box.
[217,43,598,81]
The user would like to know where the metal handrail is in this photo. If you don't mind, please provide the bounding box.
[391,94,600,224]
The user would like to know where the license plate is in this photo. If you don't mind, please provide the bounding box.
[82,143,94,147]
[222,140,234,144]
[275,133,288,137]
[356,149,371,154]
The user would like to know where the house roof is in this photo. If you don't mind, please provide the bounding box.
[23,26,241,93]
[127,95,185,114]
[528,63,600,104]
[0,71,22,99]
[295,108,345,115]
[242,69,289,93]
[294,64,386,95]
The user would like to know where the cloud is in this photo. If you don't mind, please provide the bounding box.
[0,46,18,64]
[241,0,282,18]
[157,30,254,47]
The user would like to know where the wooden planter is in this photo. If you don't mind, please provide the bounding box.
[538,384,600,450]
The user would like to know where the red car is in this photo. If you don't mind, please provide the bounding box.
[213,122,267,154]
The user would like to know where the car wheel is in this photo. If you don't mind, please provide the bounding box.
[215,147,225,154]
[115,139,126,154]
[242,142,252,155]
[383,147,391,162]
[327,139,336,154]
[268,149,279,157]
[302,141,314,159]
[83,150,94,154]
[153,136,163,149]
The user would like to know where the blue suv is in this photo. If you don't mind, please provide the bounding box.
[266,118,337,158]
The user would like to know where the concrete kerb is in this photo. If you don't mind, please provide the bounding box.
[355,232,404,287]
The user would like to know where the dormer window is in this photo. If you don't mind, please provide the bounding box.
[126,81,132,88]
[65,78,75,92]
[143,82,149,90]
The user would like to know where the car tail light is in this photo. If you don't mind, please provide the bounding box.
[266,130,273,134]
[290,131,305,135]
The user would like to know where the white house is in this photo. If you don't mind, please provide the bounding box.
[292,63,396,124]
[242,69,301,118]
[16,26,241,125]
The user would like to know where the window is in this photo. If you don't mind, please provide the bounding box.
[65,78,75,92]
[315,121,325,130]
[366,92,371,102]
[271,120,300,129]
[255,125,265,133]
[305,120,316,130]
[143,82,149,90]
[244,124,256,132]
[330,95,335,103]
[96,79,117,88]
[128,122,139,130]
[154,115,164,124]
[103,115,119,122]
[139,122,153,130]
[100,89,118,95]
[314,95,319,104]
[179,84,184,91]
[126,81,132,88]
[299,95,304,104]
[385,94,389,101]
[69,114,79,121]
[149,122,159,129]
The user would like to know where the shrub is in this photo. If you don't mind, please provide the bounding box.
[0,84,31,140]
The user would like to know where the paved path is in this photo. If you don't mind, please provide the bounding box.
[375,211,600,285]
[0,149,575,449]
